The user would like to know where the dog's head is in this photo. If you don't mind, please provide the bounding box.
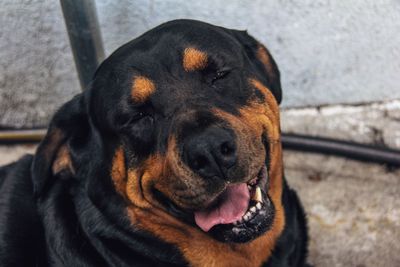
[32,20,284,245]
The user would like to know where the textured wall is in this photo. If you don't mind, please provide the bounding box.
[1,0,400,127]
[0,0,79,128]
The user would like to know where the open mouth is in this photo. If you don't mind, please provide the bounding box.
[153,164,275,243]
[194,166,275,243]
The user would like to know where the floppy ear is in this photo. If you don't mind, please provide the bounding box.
[231,30,282,104]
[31,94,90,196]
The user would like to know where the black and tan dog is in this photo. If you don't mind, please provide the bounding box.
[0,20,310,267]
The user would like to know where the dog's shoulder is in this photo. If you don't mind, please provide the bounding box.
[0,155,46,267]
[0,154,35,202]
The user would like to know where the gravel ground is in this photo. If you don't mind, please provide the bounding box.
[285,151,400,267]
[0,145,399,267]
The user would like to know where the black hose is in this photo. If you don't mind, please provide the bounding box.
[282,133,400,166]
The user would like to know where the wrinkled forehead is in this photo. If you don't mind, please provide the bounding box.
[141,32,240,78]
[109,22,243,71]
[91,22,252,121]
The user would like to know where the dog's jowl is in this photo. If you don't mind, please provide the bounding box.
[0,20,310,267]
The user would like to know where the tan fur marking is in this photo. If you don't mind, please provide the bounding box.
[42,128,64,162]
[256,45,277,82]
[131,76,156,103]
[111,147,128,196]
[182,47,208,72]
[52,145,75,175]
[241,78,283,216]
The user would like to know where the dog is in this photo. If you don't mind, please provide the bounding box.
[0,20,310,267]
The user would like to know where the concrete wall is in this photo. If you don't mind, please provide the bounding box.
[1,0,400,128]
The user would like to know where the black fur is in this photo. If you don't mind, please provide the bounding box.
[0,20,309,266]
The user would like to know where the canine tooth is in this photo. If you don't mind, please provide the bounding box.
[244,214,249,221]
[252,186,263,203]
[247,185,252,190]
[249,178,257,185]
[250,206,256,213]
[256,202,262,210]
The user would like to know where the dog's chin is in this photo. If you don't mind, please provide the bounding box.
[155,166,275,243]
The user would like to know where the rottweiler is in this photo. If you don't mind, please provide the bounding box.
[0,20,310,267]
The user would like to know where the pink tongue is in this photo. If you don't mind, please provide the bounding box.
[194,183,250,232]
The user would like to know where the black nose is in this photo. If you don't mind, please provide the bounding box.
[183,126,237,179]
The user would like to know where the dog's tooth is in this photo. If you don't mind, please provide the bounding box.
[250,206,256,213]
[256,202,262,210]
[247,185,252,190]
[244,214,249,221]
[252,186,263,203]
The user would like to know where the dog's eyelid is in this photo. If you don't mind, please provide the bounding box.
[118,111,151,130]
[117,101,154,128]
[129,97,154,109]
[216,69,230,77]
[135,111,153,122]
[211,68,231,84]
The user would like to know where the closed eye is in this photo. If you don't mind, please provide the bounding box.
[116,111,147,130]
[116,102,154,130]
[211,69,230,84]
[129,111,147,123]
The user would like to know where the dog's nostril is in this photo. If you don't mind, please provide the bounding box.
[192,156,208,171]
[217,140,236,172]
[220,141,235,156]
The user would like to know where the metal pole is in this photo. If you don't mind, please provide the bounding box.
[0,129,46,143]
[60,0,105,90]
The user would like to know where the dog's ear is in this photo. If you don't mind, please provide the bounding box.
[231,30,282,104]
[31,94,91,196]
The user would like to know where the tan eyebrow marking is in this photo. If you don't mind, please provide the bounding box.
[131,76,156,103]
[182,47,208,72]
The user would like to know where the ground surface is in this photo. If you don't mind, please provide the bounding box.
[1,144,398,267]
[285,151,400,267]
